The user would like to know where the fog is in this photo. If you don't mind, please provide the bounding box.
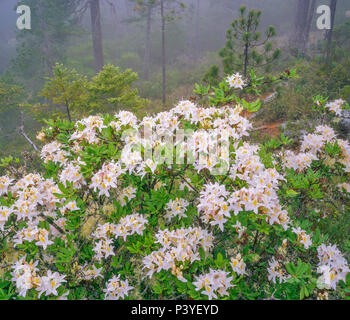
[0,0,348,74]
[1,0,350,156]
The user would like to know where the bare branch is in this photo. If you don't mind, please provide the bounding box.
[17,111,39,152]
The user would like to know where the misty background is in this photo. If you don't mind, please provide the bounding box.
[0,0,350,157]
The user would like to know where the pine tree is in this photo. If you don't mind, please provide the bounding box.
[25,64,149,122]
[219,6,281,77]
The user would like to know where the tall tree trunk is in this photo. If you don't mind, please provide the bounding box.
[293,0,303,43]
[243,42,249,77]
[144,4,153,80]
[326,0,338,67]
[65,102,72,122]
[302,0,316,56]
[124,0,133,17]
[193,0,200,61]
[160,0,166,105]
[292,0,310,55]
[37,0,53,74]
[108,0,121,40]
[90,0,104,73]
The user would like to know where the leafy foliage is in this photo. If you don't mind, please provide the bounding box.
[0,75,349,300]
[23,64,149,121]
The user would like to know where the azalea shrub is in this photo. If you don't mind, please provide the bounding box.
[0,74,350,300]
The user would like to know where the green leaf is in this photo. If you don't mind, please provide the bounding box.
[285,189,300,198]
[285,263,296,276]
[215,252,225,268]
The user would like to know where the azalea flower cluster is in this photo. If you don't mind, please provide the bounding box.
[198,165,289,232]
[76,264,104,281]
[71,115,106,144]
[2,90,350,300]
[0,176,13,196]
[140,102,249,173]
[338,182,350,194]
[14,223,54,249]
[230,253,247,276]
[59,161,87,190]
[193,269,234,300]
[117,186,137,206]
[115,213,148,241]
[301,126,336,154]
[283,150,317,172]
[197,183,230,231]
[103,275,133,300]
[12,173,63,218]
[11,256,66,298]
[232,221,246,239]
[90,161,125,197]
[143,227,214,282]
[325,99,345,117]
[60,200,80,214]
[267,257,290,284]
[229,144,290,229]
[92,213,148,260]
[164,197,190,221]
[292,227,312,249]
[283,124,350,172]
[0,173,67,243]
[40,141,69,165]
[0,205,11,231]
[336,139,350,173]
[55,98,253,181]
[226,73,246,89]
[317,244,349,290]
